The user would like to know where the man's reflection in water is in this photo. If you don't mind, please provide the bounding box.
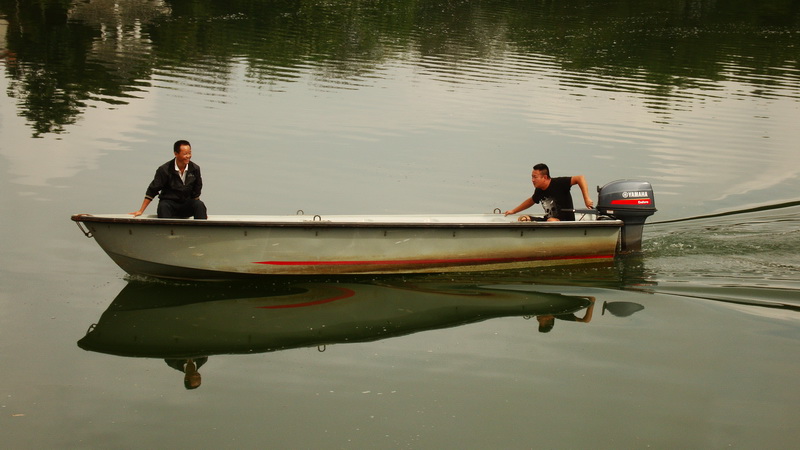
[165,357,208,390]
[536,296,596,333]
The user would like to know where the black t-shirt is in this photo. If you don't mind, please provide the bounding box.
[532,176,575,221]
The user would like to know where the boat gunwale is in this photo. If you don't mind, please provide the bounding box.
[71,214,623,229]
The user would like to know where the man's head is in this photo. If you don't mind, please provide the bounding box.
[183,359,202,390]
[173,140,192,168]
[173,140,191,154]
[531,163,551,189]
[184,372,202,389]
[536,315,555,333]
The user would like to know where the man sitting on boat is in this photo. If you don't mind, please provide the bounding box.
[504,163,594,221]
[130,140,208,219]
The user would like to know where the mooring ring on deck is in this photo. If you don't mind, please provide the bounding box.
[296,210,304,215]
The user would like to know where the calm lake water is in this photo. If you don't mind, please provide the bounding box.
[1,0,799,447]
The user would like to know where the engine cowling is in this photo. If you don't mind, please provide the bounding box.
[596,180,656,253]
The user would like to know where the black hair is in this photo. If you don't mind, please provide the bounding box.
[537,315,555,333]
[533,163,550,179]
[173,140,191,153]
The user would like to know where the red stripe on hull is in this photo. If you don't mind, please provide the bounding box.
[254,254,614,267]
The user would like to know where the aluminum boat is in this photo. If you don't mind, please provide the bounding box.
[71,180,656,280]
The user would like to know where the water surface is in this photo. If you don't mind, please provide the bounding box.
[1,0,798,447]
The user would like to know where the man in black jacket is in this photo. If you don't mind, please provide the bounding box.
[130,140,207,219]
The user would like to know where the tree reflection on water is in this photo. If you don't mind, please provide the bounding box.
[1,0,798,137]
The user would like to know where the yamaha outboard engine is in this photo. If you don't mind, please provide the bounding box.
[596,180,657,253]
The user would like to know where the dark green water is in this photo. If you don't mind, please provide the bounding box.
[1,0,798,447]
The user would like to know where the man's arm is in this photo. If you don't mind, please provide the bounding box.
[131,165,166,216]
[191,165,203,200]
[504,197,535,216]
[574,297,596,323]
[130,197,152,217]
[571,175,594,209]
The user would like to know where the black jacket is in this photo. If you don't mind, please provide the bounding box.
[145,159,203,202]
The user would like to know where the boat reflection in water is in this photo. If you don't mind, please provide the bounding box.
[78,278,643,388]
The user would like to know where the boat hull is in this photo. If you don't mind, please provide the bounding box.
[72,214,622,280]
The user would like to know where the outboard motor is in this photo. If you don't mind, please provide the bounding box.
[596,180,657,253]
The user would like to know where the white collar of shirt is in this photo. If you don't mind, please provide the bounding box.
[174,159,187,184]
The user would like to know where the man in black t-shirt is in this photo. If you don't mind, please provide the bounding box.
[504,163,594,221]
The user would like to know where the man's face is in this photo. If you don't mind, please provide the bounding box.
[531,169,547,189]
[175,144,192,166]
